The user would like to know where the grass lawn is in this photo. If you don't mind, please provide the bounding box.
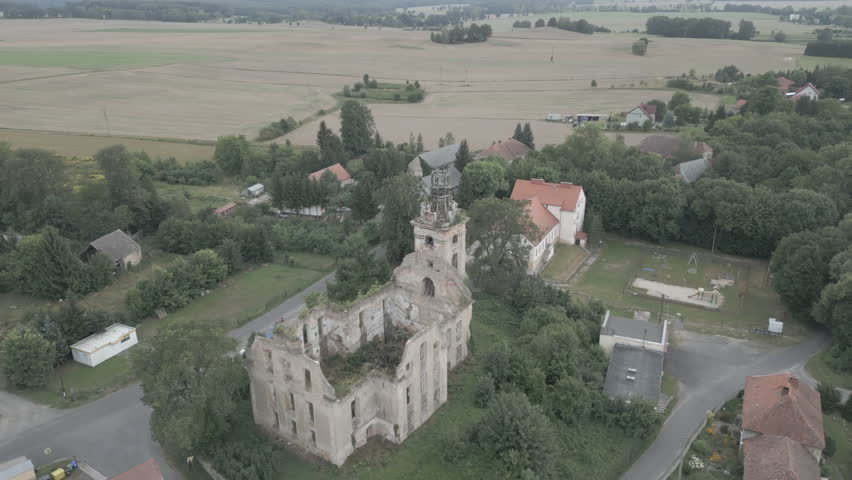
[572,235,806,345]
[798,55,852,69]
[541,244,588,283]
[156,182,244,213]
[661,374,679,398]
[806,350,852,390]
[137,252,334,338]
[824,414,852,479]
[0,51,220,70]
[232,293,655,479]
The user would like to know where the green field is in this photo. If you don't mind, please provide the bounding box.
[156,182,244,212]
[806,350,852,390]
[542,244,588,283]
[798,55,852,69]
[0,50,219,69]
[573,235,805,343]
[335,82,426,104]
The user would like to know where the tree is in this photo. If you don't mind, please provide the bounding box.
[467,197,534,294]
[646,99,667,122]
[350,177,378,223]
[632,39,647,56]
[327,233,390,302]
[473,392,559,479]
[629,177,685,242]
[1,328,54,389]
[454,139,472,172]
[734,20,756,40]
[774,31,787,42]
[216,238,244,274]
[591,79,597,87]
[316,120,345,167]
[512,123,524,144]
[458,160,506,208]
[340,100,375,156]
[587,213,604,246]
[817,383,842,412]
[746,85,782,114]
[378,174,422,263]
[547,17,557,27]
[714,65,744,83]
[663,111,676,128]
[521,123,535,150]
[817,28,833,42]
[534,18,545,28]
[213,136,251,176]
[11,227,90,299]
[133,323,246,456]
[669,91,691,110]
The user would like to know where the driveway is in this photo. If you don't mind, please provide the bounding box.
[620,329,829,480]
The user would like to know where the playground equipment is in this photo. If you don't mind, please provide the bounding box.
[688,286,720,304]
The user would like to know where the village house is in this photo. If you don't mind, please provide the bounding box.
[776,76,797,95]
[787,83,820,101]
[473,138,530,162]
[625,103,657,127]
[517,195,559,273]
[213,201,239,218]
[283,163,353,217]
[741,372,825,480]
[247,170,471,467]
[510,179,587,247]
[79,229,141,271]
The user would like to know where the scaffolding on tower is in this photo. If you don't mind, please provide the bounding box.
[430,167,453,226]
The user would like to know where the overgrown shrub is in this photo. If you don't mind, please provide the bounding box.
[692,439,711,456]
[474,374,496,407]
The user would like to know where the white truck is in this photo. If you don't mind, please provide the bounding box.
[546,113,562,122]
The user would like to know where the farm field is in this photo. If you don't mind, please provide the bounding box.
[0,129,215,163]
[571,235,807,344]
[0,18,806,149]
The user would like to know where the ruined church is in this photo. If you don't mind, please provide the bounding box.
[247,169,472,466]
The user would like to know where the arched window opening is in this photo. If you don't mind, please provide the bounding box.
[423,277,435,297]
[452,253,458,268]
[452,234,458,244]
[425,236,434,247]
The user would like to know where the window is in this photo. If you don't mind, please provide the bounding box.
[302,324,308,344]
[308,402,315,424]
[406,362,411,372]
[406,386,411,405]
[311,430,317,446]
[423,277,435,297]
[452,234,458,244]
[317,318,323,337]
[291,420,297,436]
[359,311,365,331]
[305,369,312,390]
[289,393,295,411]
[425,236,434,247]
[420,342,426,362]
[452,253,458,268]
[351,399,357,418]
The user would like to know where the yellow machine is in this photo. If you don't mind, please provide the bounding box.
[50,469,65,480]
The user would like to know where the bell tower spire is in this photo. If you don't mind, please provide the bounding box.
[411,167,468,278]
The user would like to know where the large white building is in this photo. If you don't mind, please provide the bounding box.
[70,324,138,367]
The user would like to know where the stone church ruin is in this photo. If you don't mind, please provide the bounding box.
[247,168,472,466]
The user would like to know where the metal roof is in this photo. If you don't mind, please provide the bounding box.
[417,144,460,169]
[601,313,664,344]
[70,323,136,354]
[0,457,34,480]
[603,344,663,404]
[675,157,711,184]
[90,229,140,261]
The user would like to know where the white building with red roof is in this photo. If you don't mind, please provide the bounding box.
[788,83,820,102]
[309,163,354,185]
[625,103,657,126]
[510,179,587,271]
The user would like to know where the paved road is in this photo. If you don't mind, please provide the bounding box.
[0,270,339,478]
[620,330,829,480]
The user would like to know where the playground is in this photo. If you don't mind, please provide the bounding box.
[571,236,807,343]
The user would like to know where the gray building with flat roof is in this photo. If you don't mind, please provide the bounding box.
[599,311,667,358]
[603,344,664,404]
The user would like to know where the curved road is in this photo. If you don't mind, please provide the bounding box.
[621,329,829,480]
[0,271,336,478]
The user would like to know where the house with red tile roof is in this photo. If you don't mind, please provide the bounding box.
[777,76,796,95]
[625,103,657,126]
[516,195,559,272]
[474,138,530,162]
[309,163,354,185]
[738,372,826,480]
[511,179,587,264]
[743,434,820,480]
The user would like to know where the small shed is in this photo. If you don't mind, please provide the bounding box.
[242,183,264,197]
[213,202,239,218]
[71,324,138,367]
[80,229,141,271]
[0,457,35,480]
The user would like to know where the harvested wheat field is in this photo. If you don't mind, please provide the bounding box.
[0,17,805,148]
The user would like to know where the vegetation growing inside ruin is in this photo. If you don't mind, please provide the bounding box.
[321,323,412,398]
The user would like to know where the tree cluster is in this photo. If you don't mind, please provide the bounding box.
[804,40,852,59]
[512,122,535,150]
[551,16,610,34]
[151,158,221,186]
[646,16,732,39]
[256,116,299,142]
[430,23,493,44]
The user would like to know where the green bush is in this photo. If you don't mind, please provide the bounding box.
[824,435,836,457]
[474,374,496,408]
[692,439,711,456]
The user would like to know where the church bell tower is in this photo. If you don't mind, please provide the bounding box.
[411,168,468,278]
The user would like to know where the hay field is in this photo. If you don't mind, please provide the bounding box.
[0,18,804,149]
